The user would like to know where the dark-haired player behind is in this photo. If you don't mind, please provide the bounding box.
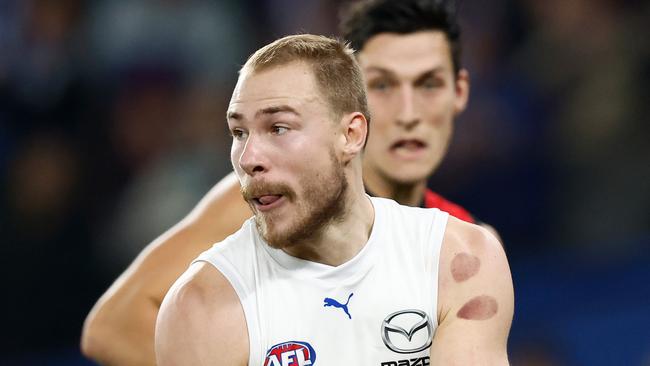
[82,1,500,365]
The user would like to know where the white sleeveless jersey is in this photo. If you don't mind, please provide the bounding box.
[194,197,448,366]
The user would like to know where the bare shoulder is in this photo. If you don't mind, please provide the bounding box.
[431,216,514,365]
[478,222,504,248]
[156,262,248,366]
[438,216,512,321]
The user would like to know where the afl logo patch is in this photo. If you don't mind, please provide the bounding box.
[264,341,317,366]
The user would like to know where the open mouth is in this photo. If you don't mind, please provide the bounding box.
[252,194,285,211]
[391,139,427,153]
[242,180,293,212]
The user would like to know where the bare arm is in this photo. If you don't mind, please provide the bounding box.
[81,172,252,366]
[479,222,504,249]
[155,262,248,366]
[431,217,514,365]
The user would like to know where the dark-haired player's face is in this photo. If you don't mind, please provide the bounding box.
[227,62,348,249]
[358,31,469,186]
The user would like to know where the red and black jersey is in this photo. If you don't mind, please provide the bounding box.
[366,187,476,224]
[422,189,476,224]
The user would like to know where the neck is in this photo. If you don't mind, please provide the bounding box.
[282,175,374,267]
[363,172,427,207]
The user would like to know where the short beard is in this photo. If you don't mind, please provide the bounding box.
[253,152,348,249]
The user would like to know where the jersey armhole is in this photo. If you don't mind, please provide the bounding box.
[193,255,262,365]
[428,209,449,329]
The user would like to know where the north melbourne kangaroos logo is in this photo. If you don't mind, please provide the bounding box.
[323,293,354,319]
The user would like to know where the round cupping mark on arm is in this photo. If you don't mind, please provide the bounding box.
[451,252,480,282]
[456,295,498,321]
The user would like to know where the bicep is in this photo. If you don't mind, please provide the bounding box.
[155,263,248,366]
[430,305,512,365]
[431,221,514,365]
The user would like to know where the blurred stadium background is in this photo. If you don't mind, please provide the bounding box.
[0,0,648,365]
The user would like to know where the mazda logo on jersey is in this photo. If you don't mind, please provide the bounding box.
[381,309,433,354]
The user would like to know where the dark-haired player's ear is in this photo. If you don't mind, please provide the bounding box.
[340,112,367,162]
[453,69,470,115]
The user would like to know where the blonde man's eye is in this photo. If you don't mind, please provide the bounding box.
[272,126,289,135]
[230,129,247,139]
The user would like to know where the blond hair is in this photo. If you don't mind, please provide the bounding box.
[242,34,370,123]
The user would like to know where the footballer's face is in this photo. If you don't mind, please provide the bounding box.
[358,30,469,187]
[227,61,348,249]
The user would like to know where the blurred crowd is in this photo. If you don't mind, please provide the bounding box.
[0,0,648,364]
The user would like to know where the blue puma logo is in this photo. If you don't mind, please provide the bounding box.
[323,293,354,319]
